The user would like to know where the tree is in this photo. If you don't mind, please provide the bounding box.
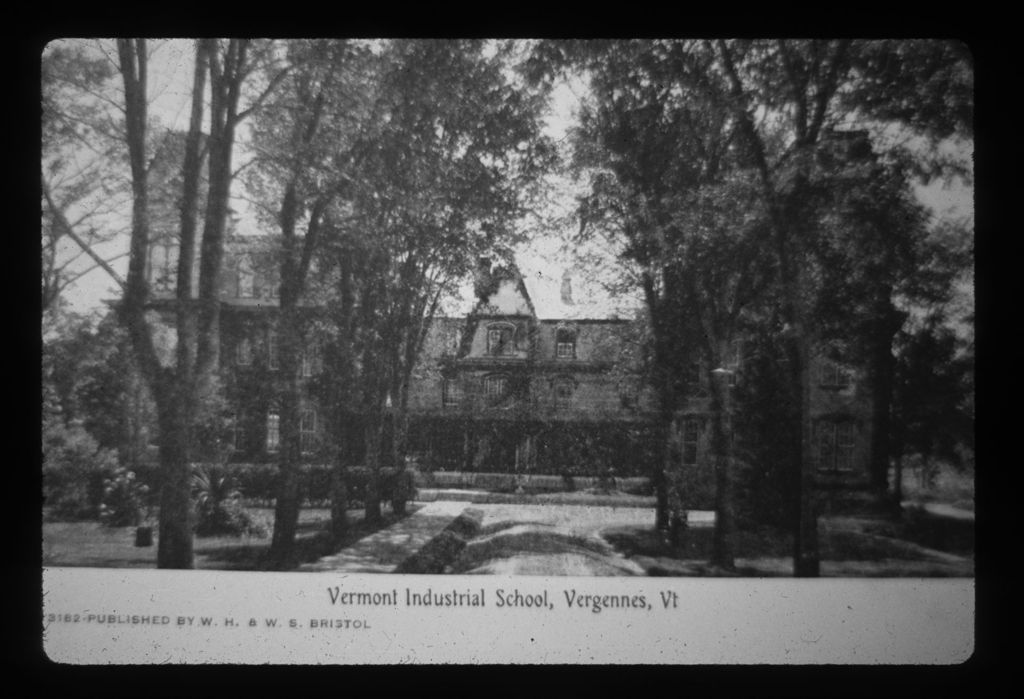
[44,39,282,567]
[245,39,376,565]
[710,38,972,575]
[42,42,129,331]
[317,39,554,527]
[529,40,775,569]
[892,314,973,496]
[43,312,156,468]
[529,39,972,576]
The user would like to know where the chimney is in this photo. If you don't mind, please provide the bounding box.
[560,269,575,306]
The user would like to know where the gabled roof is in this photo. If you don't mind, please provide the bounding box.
[471,264,537,318]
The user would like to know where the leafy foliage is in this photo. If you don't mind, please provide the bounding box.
[892,316,974,472]
[99,467,150,527]
[43,417,120,520]
[192,464,267,538]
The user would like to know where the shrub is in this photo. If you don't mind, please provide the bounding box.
[99,468,149,527]
[43,419,120,520]
[200,463,418,513]
[192,464,267,538]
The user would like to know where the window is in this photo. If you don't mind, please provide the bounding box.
[555,328,576,359]
[231,410,245,452]
[815,420,856,472]
[682,418,699,466]
[300,409,317,454]
[257,266,280,299]
[236,337,253,366]
[619,380,639,409]
[553,377,575,409]
[237,256,255,298]
[442,379,462,408]
[726,340,742,387]
[819,359,851,388]
[484,374,509,402]
[266,410,280,452]
[686,362,708,397]
[267,330,279,370]
[301,342,321,377]
[486,324,515,356]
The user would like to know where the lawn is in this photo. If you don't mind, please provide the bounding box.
[42,505,419,571]
[601,512,974,577]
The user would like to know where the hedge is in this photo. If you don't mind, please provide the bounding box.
[413,470,651,495]
[189,463,416,509]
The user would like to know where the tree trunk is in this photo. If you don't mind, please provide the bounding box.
[866,299,903,497]
[364,413,384,524]
[654,416,672,531]
[269,312,304,567]
[792,331,820,577]
[330,459,349,544]
[155,394,194,568]
[709,356,736,571]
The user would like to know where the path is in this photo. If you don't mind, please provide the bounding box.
[297,500,466,573]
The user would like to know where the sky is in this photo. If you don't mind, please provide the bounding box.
[46,40,974,324]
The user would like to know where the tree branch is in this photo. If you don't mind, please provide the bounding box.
[42,176,126,289]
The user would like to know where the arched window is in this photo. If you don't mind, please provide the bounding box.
[486,323,515,356]
[266,408,280,453]
[555,328,576,359]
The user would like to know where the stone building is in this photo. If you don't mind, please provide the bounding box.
[142,236,874,492]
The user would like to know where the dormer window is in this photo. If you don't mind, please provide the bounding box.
[150,240,178,292]
[487,323,515,356]
[819,359,851,388]
[555,328,576,359]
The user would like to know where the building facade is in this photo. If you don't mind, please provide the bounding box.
[142,237,873,492]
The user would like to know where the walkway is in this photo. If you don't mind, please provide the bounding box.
[297,500,467,573]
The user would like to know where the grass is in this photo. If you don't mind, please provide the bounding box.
[42,505,420,571]
[897,459,975,512]
[602,512,974,577]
